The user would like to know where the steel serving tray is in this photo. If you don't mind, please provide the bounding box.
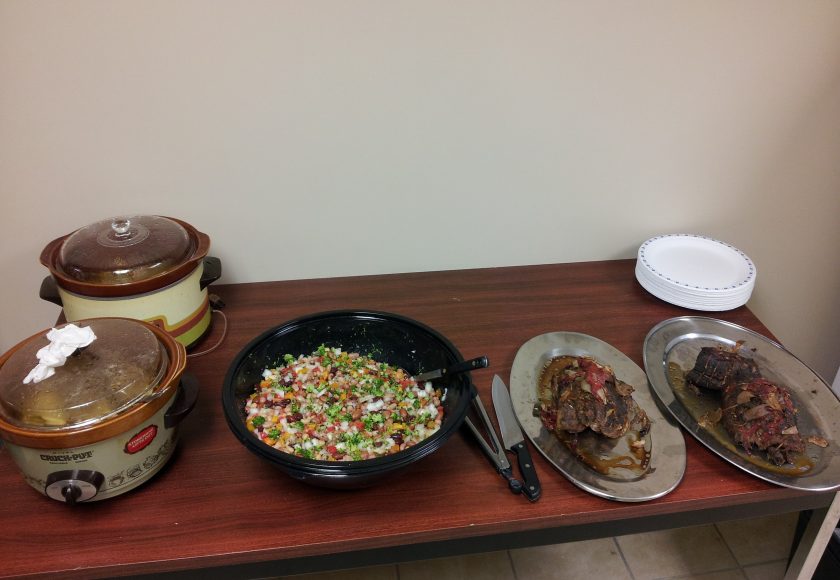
[510,332,686,502]
[643,316,840,491]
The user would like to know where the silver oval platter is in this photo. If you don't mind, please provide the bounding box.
[643,316,840,491]
[510,332,686,502]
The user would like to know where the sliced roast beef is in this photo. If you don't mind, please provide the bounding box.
[686,346,760,391]
[538,356,650,439]
[721,377,804,465]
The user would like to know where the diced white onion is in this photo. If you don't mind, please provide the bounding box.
[366,399,385,412]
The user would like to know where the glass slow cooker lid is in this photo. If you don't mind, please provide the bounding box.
[0,319,167,431]
[57,215,194,284]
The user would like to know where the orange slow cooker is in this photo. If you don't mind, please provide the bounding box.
[0,318,197,503]
[38,215,221,348]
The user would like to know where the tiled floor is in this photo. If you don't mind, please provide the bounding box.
[274,511,799,580]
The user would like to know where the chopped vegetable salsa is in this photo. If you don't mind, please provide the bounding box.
[245,346,444,461]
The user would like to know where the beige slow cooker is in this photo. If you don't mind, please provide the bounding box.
[39,215,221,348]
[0,318,197,503]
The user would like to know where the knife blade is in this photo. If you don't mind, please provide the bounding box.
[492,375,541,502]
[414,356,489,382]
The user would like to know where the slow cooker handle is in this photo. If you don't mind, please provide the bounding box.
[39,276,63,306]
[200,257,222,290]
[165,373,200,429]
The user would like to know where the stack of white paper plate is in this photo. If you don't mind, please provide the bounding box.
[635,234,756,311]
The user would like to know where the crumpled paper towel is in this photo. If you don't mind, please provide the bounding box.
[23,324,97,384]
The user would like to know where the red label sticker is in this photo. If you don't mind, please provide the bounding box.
[125,425,158,454]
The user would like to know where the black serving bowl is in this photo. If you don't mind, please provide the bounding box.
[222,310,476,488]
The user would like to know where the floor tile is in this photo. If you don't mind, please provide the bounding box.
[270,513,799,580]
[510,537,632,580]
[680,570,747,580]
[616,524,738,579]
[742,560,788,580]
[715,512,798,566]
[277,564,397,580]
[398,550,515,580]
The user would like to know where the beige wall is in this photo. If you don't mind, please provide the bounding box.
[2,2,839,381]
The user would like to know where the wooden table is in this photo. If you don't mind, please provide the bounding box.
[1,260,837,579]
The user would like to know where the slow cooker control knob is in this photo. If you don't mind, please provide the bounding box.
[61,484,82,504]
[45,470,105,504]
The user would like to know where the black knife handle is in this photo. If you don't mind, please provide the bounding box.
[512,442,541,502]
[441,356,489,378]
[500,467,523,495]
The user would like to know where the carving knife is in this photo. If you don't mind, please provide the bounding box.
[492,375,541,502]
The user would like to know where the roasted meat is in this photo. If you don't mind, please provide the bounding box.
[538,356,650,439]
[721,377,804,466]
[686,346,760,391]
